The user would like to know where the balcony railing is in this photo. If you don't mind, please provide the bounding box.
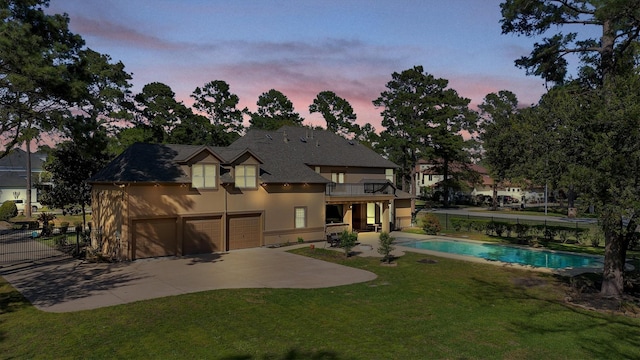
[325,182,395,196]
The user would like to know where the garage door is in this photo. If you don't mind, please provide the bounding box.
[183,217,222,255]
[133,218,177,259]
[228,214,261,250]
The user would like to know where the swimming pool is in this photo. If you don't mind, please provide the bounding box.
[397,238,603,270]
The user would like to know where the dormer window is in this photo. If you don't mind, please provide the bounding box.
[235,165,257,189]
[192,164,217,189]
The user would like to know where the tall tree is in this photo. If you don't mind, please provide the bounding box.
[191,80,244,145]
[373,66,475,208]
[501,0,640,297]
[248,89,303,130]
[168,113,216,145]
[0,0,84,157]
[0,0,131,218]
[479,90,522,210]
[133,82,191,143]
[309,91,358,138]
[41,118,111,227]
[501,0,640,86]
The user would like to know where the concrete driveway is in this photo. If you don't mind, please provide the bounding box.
[0,246,377,313]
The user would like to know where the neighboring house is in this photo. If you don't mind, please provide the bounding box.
[90,126,412,261]
[415,160,543,204]
[0,149,48,209]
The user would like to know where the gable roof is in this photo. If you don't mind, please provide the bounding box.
[91,127,398,184]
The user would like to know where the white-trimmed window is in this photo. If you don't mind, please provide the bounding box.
[192,164,217,189]
[236,165,257,188]
[331,172,345,184]
[295,207,307,228]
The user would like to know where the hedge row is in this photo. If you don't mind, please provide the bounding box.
[449,218,588,242]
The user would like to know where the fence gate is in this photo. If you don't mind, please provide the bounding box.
[0,227,76,267]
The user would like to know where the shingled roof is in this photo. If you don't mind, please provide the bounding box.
[0,149,47,172]
[91,126,398,184]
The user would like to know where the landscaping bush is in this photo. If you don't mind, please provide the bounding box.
[450,218,465,231]
[485,221,496,235]
[515,223,529,239]
[339,230,358,258]
[469,219,488,233]
[587,228,604,247]
[492,221,509,237]
[505,223,514,237]
[417,213,441,235]
[37,212,56,237]
[377,232,396,264]
[543,226,557,241]
[0,200,18,221]
[530,224,546,242]
[59,222,69,234]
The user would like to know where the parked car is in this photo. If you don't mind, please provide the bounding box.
[11,199,42,213]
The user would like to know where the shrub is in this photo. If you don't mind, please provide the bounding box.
[54,235,67,248]
[492,221,509,237]
[470,219,489,232]
[377,232,396,264]
[340,230,358,258]
[297,237,304,243]
[450,218,464,231]
[417,213,441,235]
[530,224,546,242]
[37,212,56,236]
[588,228,604,247]
[558,229,570,243]
[542,226,559,241]
[0,201,18,221]
[505,223,514,237]
[515,223,529,239]
[59,222,69,234]
[574,228,589,244]
[485,221,496,235]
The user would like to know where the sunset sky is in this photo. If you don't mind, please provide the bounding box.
[49,0,553,130]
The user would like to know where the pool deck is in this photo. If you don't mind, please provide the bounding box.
[346,232,609,276]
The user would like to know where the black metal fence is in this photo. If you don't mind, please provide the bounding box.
[0,226,90,266]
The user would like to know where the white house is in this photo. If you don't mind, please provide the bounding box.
[0,149,48,211]
[415,159,544,205]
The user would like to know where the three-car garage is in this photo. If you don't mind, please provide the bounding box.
[131,213,262,260]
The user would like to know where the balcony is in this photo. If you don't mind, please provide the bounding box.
[325,182,395,196]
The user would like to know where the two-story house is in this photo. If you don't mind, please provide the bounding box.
[90,126,412,260]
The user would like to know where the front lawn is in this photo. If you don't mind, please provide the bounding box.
[1,250,639,359]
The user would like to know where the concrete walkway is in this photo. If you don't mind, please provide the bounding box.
[0,244,379,313]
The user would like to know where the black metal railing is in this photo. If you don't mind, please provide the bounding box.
[0,226,90,266]
[326,182,394,196]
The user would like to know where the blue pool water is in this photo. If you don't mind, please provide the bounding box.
[398,239,603,270]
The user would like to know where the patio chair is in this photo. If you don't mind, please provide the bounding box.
[326,233,341,247]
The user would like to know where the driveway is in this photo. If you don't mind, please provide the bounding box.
[0,246,377,313]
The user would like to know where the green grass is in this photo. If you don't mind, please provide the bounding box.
[1,249,639,359]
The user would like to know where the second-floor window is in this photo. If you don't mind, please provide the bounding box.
[192,164,217,189]
[236,165,257,188]
[331,172,344,184]
[385,168,394,183]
